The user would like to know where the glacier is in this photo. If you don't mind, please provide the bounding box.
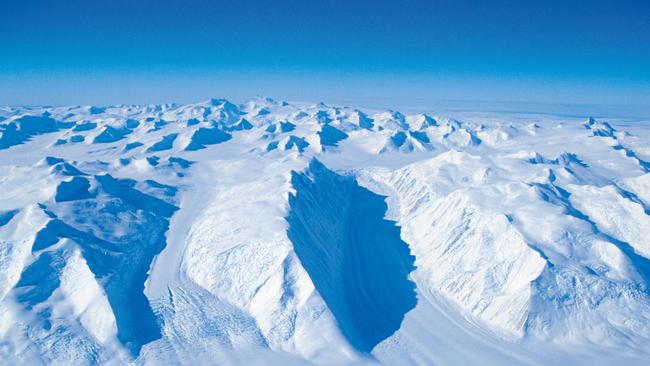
[0,98,649,365]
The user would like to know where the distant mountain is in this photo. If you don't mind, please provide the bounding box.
[1,98,649,365]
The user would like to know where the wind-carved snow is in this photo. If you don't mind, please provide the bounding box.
[0,97,649,365]
[383,151,547,336]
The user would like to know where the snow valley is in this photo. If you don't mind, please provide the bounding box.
[1,98,649,365]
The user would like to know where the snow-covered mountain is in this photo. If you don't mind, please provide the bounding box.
[1,98,649,365]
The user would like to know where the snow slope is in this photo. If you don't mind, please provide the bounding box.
[0,98,649,365]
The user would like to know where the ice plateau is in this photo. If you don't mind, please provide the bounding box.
[0,98,649,365]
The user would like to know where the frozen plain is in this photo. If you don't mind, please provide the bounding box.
[0,98,649,365]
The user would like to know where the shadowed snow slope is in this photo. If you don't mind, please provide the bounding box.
[1,98,650,365]
[287,159,416,352]
[15,169,178,358]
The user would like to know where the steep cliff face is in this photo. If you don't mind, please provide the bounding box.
[287,159,416,352]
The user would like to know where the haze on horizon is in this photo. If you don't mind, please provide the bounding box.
[1,0,649,107]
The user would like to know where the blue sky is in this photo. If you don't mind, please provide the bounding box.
[1,0,649,106]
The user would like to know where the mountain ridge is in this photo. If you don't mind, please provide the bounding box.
[1,98,649,365]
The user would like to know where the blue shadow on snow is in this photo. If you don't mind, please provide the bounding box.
[287,159,417,352]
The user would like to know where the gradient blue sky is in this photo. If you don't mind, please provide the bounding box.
[1,0,649,106]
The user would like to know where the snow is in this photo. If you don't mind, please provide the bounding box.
[567,183,650,258]
[184,127,232,151]
[55,248,118,345]
[0,97,649,365]
[287,159,416,352]
[93,126,131,143]
[318,125,349,147]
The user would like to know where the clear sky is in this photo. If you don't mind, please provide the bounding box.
[1,0,649,107]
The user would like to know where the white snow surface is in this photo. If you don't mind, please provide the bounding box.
[0,98,649,365]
